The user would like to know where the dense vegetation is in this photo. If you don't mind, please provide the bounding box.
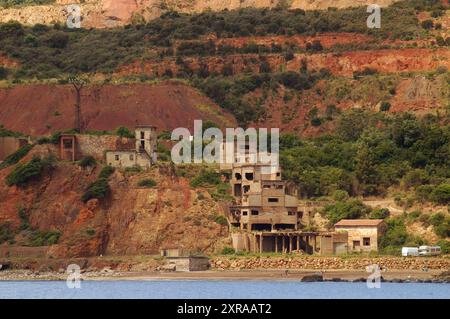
[0,0,53,8]
[82,166,115,202]
[0,144,33,169]
[5,155,54,186]
[0,0,441,79]
[280,110,450,201]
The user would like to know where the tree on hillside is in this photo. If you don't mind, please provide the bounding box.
[68,75,89,133]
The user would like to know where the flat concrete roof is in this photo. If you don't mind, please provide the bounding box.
[334,219,384,227]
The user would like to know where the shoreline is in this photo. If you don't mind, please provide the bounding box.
[1,269,448,283]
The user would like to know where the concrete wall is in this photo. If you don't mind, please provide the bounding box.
[335,226,380,252]
[76,134,118,161]
[0,246,49,258]
[106,150,151,168]
[0,137,28,161]
[167,257,210,272]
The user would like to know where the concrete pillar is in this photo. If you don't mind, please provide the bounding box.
[296,235,300,252]
[289,236,293,253]
[313,235,317,254]
[275,235,278,253]
[259,234,263,254]
[282,236,285,254]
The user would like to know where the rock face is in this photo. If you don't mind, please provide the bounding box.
[0,146,229,258]
[0,0,401,28]
[0,82,236,136]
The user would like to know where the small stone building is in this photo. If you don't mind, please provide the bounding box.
[0,136,29,161]
[165,256,210,272]
[334,219,386,253]
[105,125,157,169]
[319,232,348,255]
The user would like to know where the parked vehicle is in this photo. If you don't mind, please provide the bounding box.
[402,247,419,257]
[418,246,441,256]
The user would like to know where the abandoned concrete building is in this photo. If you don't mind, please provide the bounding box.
[58,125,157,169]
[227,162,320,254]
[334,219,386,253]
[160,248,210,272]
[105,125,157,168]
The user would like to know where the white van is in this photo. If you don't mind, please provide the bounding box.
[402,247,419,257]
[418,246,441,256]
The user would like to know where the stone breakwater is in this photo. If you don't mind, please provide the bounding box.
[210,256,450,271]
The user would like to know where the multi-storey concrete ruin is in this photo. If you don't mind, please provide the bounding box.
[227,160,319,254]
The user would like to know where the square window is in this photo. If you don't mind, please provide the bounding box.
[363,237,371,246]
[115,155,120,161]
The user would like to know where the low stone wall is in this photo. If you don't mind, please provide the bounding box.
[211,256,450,271]
[0,246,49,258]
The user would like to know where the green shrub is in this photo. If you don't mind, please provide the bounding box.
[379,217,409,248]
[324,199,371,224]
[332,190,349,202]
[407,210,422,222]
[138,178,157,188]
[115,126,135,138]
[82,165,115,202]
[124,166,142,175]
[86,228,96,237]
[99,166,115,179]
[213,215,228,226]
[0,66,8,79]
[18,207,30,230]
[5,156,53,187]
[78,156,96,168]
[370,208,390,219]
[221,246,235,255]
[82,178,110,202]
[380,101,391,112]
[0,222,14,244]
[0,144,33,169]
[421,19,434,29]
[430,184,450,205]
[28,230,60,247]
[190,170,221,188]
[436,240,450,254]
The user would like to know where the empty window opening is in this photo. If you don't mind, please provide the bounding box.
[276,172,281,177]
[245,173,254,181]
[243,185,250,193]
[268,198,279,203]
[273,224,295,231]
[251,224,271,231]
[251,210,259,216]
[115,155,120,161]
[233,184,242,197]
[263,184,271,189]
[242,211,248,216]
[235,173,242,180]
[141,140,145,149]
[140,131,145,139]
[363,237,371,246]
[63,139,73,149]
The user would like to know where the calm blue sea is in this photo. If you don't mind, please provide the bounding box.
[0,281,448,299]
